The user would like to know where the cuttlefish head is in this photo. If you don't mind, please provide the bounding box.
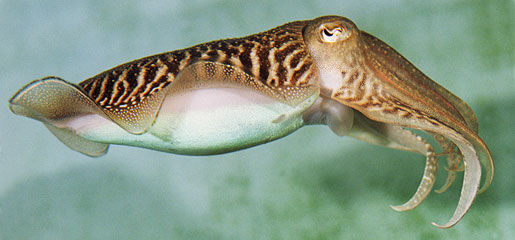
[301,15,493,228]
[302,16,362,91]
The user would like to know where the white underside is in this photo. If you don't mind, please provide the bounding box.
[61,88,318,155]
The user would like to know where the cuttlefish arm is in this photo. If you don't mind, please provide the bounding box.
[359,31,493,194]
[302,16,493,228]
[360,32,491,195]
[360,30,491,229]
[432,133,463,194]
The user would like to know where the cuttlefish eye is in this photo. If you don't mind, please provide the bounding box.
[320,24,351,42]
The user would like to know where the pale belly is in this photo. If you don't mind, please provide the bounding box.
[69,88,318,155]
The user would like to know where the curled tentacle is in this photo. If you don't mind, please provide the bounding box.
[434,152,462,193]
[388,128,438,211]
[391,150,438,211]
[431,134,481,228]
[377,126,439,211]
[431,133,462,193]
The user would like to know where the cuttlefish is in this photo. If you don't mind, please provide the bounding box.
[9,16,493,228]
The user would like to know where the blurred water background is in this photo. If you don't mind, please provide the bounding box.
[0,0,513,239]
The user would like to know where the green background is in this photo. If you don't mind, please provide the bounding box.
[0,0,513,239]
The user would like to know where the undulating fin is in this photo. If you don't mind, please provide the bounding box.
[171,61,319,106]
[79,67,169,134]
[44,123,108,157]
[8,77,111,156]
[9,77,109,124]
[101,88,167,134]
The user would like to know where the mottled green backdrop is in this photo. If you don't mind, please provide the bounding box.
[0,0,513,239]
